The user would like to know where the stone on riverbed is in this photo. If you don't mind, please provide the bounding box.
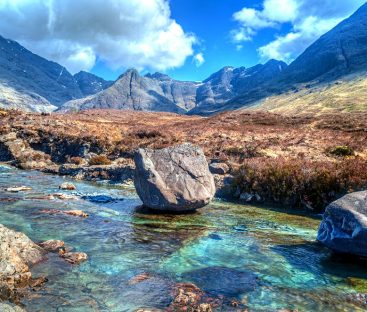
[317,191,367,257]
[134,143,215,212]
[0,224,46,301]
[5,186,32,193]
[59,182,76,190]
[0,302,26,312]
[61,252,88,264]
[38,240,65,253]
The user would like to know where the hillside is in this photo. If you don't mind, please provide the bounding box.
[200,3,367,115]
[0,35,112,112]
[250,74,367,115]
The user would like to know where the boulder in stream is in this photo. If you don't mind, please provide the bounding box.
[317,191,367,257]
[134,143,215,212]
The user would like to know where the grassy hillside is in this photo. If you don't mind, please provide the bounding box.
[250,74,367,115]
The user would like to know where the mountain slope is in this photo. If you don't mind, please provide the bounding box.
[0,35,82,107]
[74,71,113,97]
[249,73,367,115]
[61,69,199,113]
[190,60,287,115]
[0,35,112,112]
[281,3,367,83]
[213,3,367,115]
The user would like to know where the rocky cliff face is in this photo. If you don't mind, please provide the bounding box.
[192,60,287,115]
[61,69,199,113]
[74,71,113,97]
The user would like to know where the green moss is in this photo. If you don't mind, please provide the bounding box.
[328,146,355,157]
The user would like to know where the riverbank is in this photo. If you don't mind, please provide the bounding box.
[1,109,366,212]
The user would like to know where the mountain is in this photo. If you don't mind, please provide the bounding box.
[0,35,111,112]
[207,2,367,115]
[74,71,113,97]
[61,60,287,114]
[0,35,82,109]
[280,2,367,83]
[61,69,199,113]
[191,60,287,115]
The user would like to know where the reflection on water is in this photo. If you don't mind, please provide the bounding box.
[0,164,366,311]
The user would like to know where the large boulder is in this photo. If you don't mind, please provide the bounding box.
[134,143,215,211]
[317,191,367,256]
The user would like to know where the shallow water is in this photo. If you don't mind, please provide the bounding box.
[0,164,367,312]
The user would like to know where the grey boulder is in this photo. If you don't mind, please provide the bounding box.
[134,143,215,212]
[317,191,367,256]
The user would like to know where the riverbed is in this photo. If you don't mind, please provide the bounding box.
[0,164,366,312]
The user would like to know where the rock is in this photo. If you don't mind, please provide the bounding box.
[64,210,89,218]
[52,193,78,200]
[182,267,257,297]
[240,193,254,202]
[39,209,88,218]
[38,240,65,253]
[5,186,32,192]
[317,191,367,256]
[0,302,26,312]
[134,143,215,212]
[59,182,76,190]
[209,162,229,175]
[214,174,234,199]
[171,283,203,307]
[29,276,48,290]
[61,252,88,264]
[128,273,151,285]
[0,224,46,301]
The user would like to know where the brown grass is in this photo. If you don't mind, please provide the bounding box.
[1,109,366,211]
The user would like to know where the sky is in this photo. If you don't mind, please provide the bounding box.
[0,0,365,82]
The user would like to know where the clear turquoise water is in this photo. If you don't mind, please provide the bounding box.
[0,164,367,312]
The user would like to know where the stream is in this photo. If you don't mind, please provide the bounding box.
[0,164,366,312]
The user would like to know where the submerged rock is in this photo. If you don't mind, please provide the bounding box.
[39,209,88,218]
[317,191,367,256]
[38,240,65,253]
[0,302,26,312]
[61,252,88,264]
[128,273,152,285]
[134,143,215,212]
[182,267,257,296]
[5,186,32,193]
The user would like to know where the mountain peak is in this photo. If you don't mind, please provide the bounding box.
[145,72,172,81]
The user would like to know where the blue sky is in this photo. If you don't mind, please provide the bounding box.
[0,0,365,82]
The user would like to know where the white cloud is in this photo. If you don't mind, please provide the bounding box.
[232,0,366,62]
[0,0,197,74]
[193,53,205,67]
